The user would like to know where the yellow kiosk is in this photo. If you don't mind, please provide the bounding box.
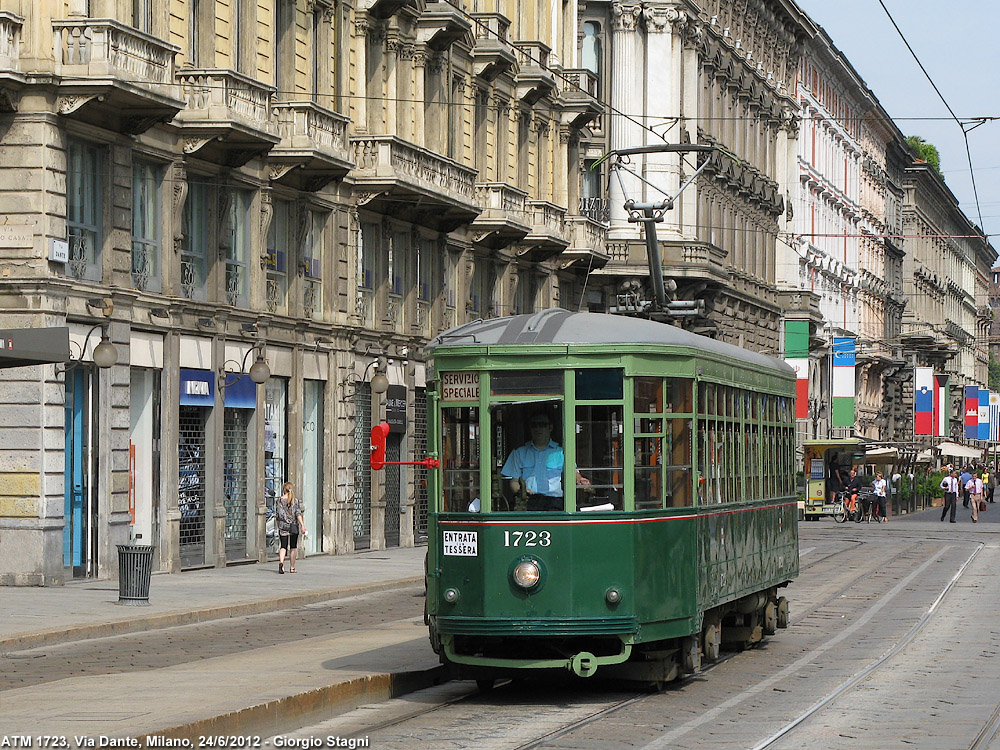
[802,439,863,519]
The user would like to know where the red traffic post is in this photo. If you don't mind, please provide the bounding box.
[369,422,441,470]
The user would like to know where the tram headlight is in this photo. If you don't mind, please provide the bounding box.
[605,587,622,605]
[443,587,460,603]
[512,560,541,589]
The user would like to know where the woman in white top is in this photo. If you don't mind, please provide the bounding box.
[872,472,888,523]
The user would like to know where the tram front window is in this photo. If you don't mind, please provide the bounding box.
[493,401,565,511]
[441,407,479,513]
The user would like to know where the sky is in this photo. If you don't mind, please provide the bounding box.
[794,0,1000,241]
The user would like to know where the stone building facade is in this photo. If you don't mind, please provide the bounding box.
[786,28,908,442]
[0,0,600,584]
[578,0,815,352]
[901,162,995,440]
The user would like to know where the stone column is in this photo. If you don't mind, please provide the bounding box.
[642,7,676,220]
[608,2,644,236]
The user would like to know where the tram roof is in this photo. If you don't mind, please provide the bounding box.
[427,309,793,376]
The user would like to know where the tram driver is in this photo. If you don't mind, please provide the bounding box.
[501,413,566,511]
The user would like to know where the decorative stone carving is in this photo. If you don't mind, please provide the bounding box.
[610,2,642,32]
[171,162,188,254]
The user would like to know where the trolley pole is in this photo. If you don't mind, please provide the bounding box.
[607,143,718,320]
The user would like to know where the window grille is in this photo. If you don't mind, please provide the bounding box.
[353,383,372,549]
[223,408,250,560]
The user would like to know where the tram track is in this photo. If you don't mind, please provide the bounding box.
[749,542,984,750]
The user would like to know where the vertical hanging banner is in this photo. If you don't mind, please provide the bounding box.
[784,320,810,420]
[965,386,980,440]
[934,373,949,437]
[980,388,990,441]
[785,359,809,419]
[913,367,933,436]
[990,392,1000,442]
[831,337,856,428]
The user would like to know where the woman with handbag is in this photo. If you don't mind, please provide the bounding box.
[276,482,306,573]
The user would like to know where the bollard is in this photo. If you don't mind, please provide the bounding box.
[117,544,155,606]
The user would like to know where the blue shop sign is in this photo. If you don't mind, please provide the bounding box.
[180,368,214,406]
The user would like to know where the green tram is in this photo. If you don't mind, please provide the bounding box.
[419,309,798,686]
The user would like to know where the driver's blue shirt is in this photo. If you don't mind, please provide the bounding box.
[501,440,564,496]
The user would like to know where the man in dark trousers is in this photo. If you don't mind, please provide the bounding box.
[941,470,960,523]
[960,466,973,508]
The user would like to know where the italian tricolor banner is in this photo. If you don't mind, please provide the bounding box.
[831,337,855,428]
[784,320,809,419]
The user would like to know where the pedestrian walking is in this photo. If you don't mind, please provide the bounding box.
[960,466,973,508]
[986,468,995,503]
[966,473,984,523]
[941,470,959,523]
[276,482,306,574]
[872,472,888,523]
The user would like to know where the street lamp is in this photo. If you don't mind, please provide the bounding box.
[60,323,118,372]
[218,343,271,391]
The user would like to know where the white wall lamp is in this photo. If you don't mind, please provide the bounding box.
[58,323,118,373]
[218,342,271,390]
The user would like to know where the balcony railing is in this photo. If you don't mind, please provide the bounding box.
[527,200,567,237]
[0,11,23,74]
[352,136,476,202]
[273,101,349,154]
[177,69,274,125]
[53,19,178,84]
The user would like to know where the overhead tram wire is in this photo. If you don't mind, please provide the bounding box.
[877,0,989,240]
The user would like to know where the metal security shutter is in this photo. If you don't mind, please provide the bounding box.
[414,387,428,541]
[353,382,372,549]
[384,434,400,547]
[178,406,207,568]
[223,408,250,560]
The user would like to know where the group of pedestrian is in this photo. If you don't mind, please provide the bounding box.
[829,464,888,523]
[939,463,996,523]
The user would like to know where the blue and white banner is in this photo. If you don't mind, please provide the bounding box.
[980,388,990,441]
[990,392,1000,443]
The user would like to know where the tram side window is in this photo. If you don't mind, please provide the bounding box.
[441,407,480,512]
[666,419,693,507]
[576,404,624,510]
[634,377,664,510]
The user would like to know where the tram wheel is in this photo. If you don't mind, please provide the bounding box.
[703,622,721,662]
[763,600,777,635]
[476,678,495,693]
[776,597,789,629]
[680,635,701,673]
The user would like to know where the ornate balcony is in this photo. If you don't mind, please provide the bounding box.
[513,41,556,105]
[51,19,184,134]
[176,69,279,167]
[519,200,570,261]
[471,182,530,249]
[662,240,730,285]
[269,101,352,191]
[418,2,473,51]
[471,13,516,82]
[558,69,602,129]
[560,216,609,270]
[0,12,25,112]
[776,289,823,329]
[350,135,480,232]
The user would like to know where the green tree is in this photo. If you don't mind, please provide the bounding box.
[990,356,1000,392]
[906,135,944,179]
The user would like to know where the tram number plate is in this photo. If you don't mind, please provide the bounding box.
[443,530,478,556]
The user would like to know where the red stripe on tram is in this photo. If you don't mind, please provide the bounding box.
[437,501,797,527]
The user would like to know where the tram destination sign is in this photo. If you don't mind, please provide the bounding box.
[441,371,480,402]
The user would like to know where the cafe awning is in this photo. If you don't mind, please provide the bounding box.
[935,441,983,460]
[865,447,899,462]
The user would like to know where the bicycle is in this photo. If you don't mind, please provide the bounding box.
[832,489,862,523]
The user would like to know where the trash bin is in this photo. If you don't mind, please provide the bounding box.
[117,544,155,606]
